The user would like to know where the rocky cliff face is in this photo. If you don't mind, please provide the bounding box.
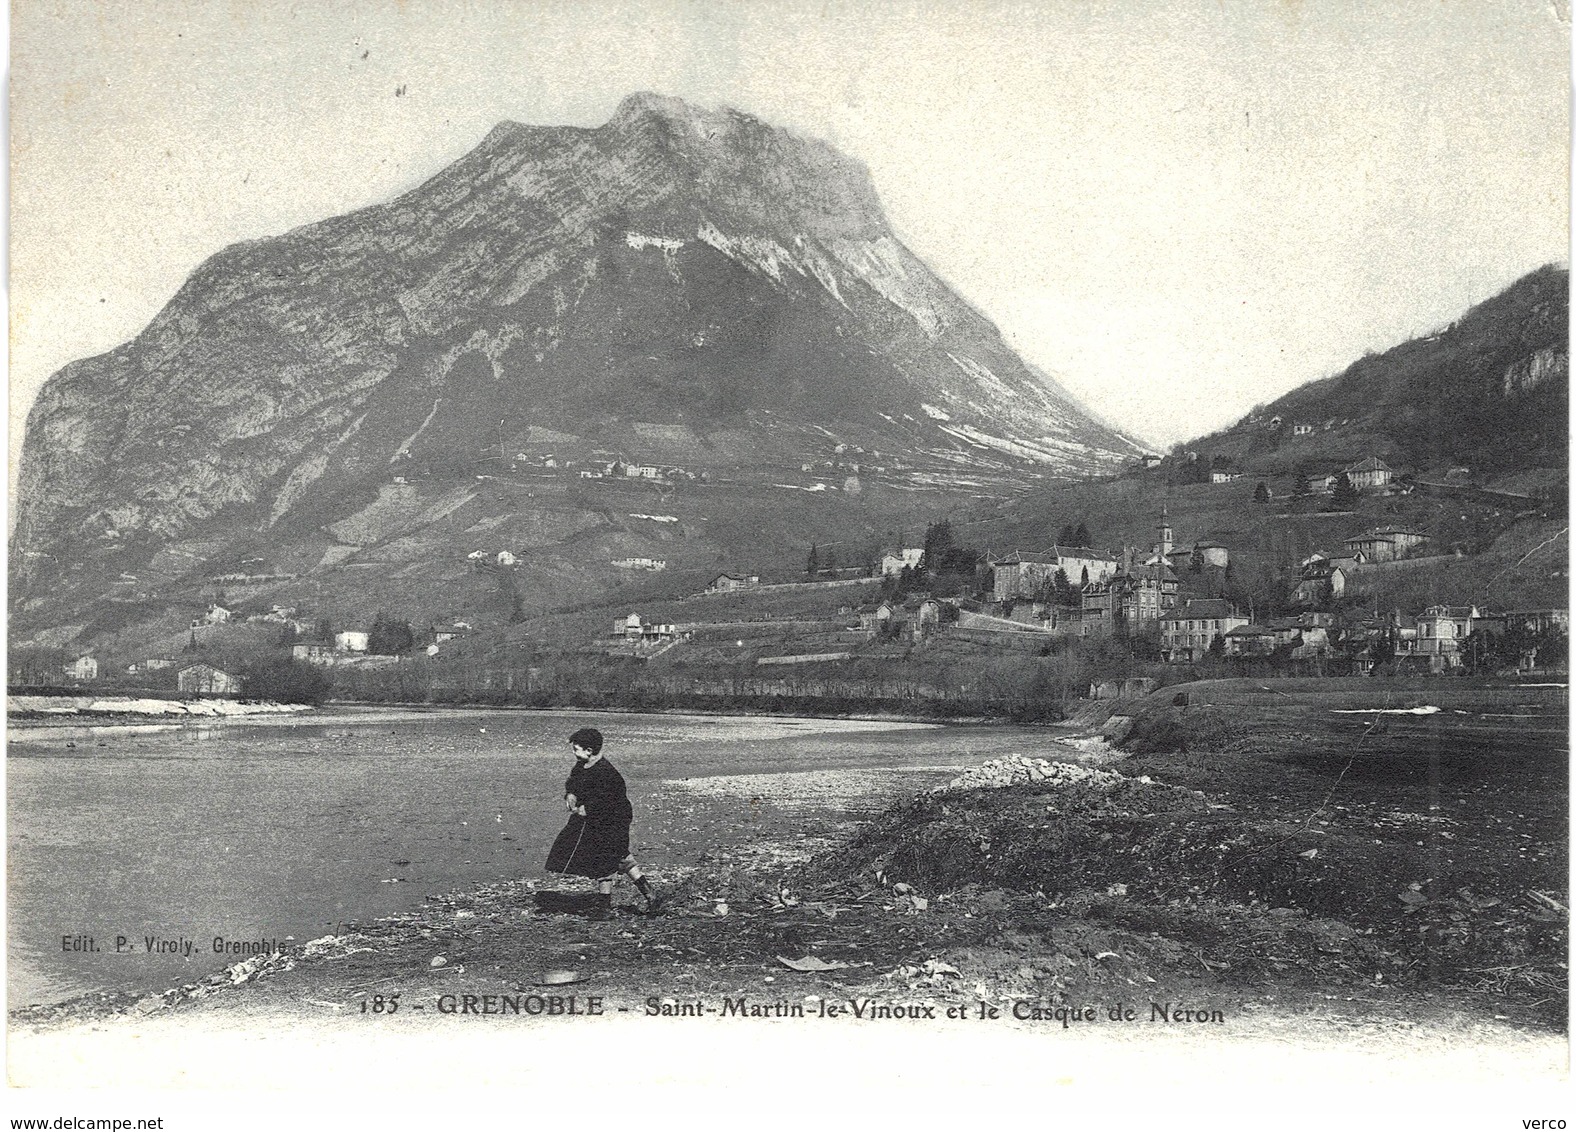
[12,93,1145,642]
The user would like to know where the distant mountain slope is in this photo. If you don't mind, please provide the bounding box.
[1210,265,1567,474]
[10,93,1144,643]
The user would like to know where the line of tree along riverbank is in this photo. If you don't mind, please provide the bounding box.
[318,650,1166,723]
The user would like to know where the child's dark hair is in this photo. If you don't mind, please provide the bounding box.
[568,727,604,754]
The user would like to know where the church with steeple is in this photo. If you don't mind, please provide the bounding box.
[1144,505,1229,571]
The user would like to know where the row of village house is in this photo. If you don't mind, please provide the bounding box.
[67,585,1568,692]
[52,614,481,687]
[707,478,1419,602]
[1138,451,1404,491]
[507,454,703,483]
[867,577,1564,670]
[1152,601,1567,669]
[1202,455,1403,490]
[697,503,1563,672]
[606,589,1567,674]
[55,656,245,694]
[960,513,1554,670]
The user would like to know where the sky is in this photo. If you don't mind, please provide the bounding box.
[9,0,1570,492]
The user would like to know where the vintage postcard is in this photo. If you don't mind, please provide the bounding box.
[7,0,1569,1123]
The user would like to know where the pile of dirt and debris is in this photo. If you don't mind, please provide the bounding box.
[814,764,1205,897]
[932,754,1123,792]
[795,751,1567,1025]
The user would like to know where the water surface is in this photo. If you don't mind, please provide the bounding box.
[8,706,1063,1004]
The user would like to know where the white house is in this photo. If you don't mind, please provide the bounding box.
[336,630,370,653]
[127,656,177,674]
[1293,560,1348,605]
[613,613,678,642]
[1344,456,1394,491]
[63,655,98,682]
[1191,541,1230,568]
[1501,609,1569,635]
[1416,605,1482,664]
[706,573,761,593]
[177,663,242,695]
[1223,624,1277,658]
[879,548,925,576]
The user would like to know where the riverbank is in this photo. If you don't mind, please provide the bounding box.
[12,715,1564,1084]
[326,696,1072,727]
[7,694,314,720]
[6,693,1077,730]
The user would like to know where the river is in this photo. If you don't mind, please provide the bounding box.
[7,705,1071,1006]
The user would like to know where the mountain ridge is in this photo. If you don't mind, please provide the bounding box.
[1179,263,1568,477]
[11,93,1143,644]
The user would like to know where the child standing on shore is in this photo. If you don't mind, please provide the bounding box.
[544,727,658,916]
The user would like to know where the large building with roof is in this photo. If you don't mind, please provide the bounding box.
[1416,605,1483,665]
[991,546,1119,601]
[1343,527,1427,563]
[1223,623,1277,658]
[1344,456,1394,491]
[1081,562,1179,635]
[1160,599,1249,661]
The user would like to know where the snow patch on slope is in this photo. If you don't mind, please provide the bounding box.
[697,220,802,283]
[948,353,1021,407]
[828,236,944,337]
[935,424,993,450]
[393,398,444,460]
[692,221,854,312]
[626,232,687,285]
[793,237,848,307]
[930,419,1134,472]
[270,413,367,526]
[625,232,686,252]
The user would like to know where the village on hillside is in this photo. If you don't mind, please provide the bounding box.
[15,440,1567,714]
[588,499,1564,689]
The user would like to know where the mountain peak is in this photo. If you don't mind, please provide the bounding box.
[609,90,703,128]
[10,97,1145,640]
[485,92,727,146]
